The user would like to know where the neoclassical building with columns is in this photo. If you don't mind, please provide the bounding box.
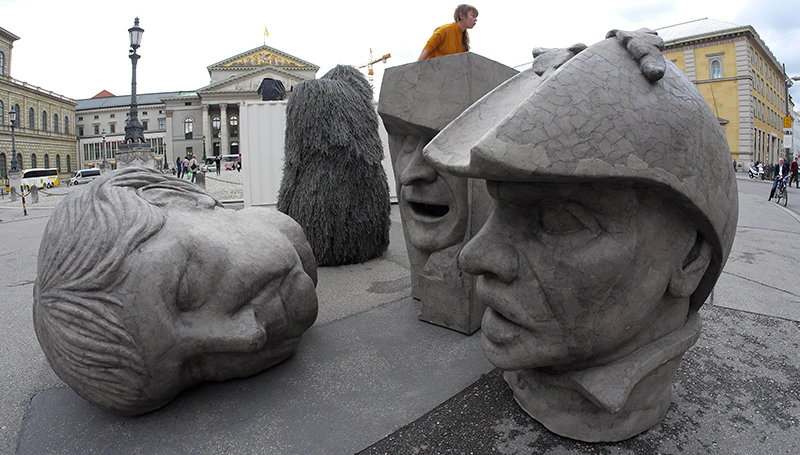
[162,45,318,163]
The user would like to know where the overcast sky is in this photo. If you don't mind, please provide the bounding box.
[2,0,799,106]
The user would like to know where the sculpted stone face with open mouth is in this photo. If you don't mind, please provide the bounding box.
[391,134,469,253]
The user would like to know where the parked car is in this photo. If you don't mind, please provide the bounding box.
[202,157,217,173]
[68,168,102,186]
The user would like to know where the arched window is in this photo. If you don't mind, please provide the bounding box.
[54,114,59,133]
[66,155,71,173]
[710,60,722,79]
[212,116,221,138]
[65,116,70,135]
[184,117,193,139]
[56,154,61,173]
[31,154,37,168]
[42,110,48,132]
[0,153,6,180]
[44,155,50,168]
[29,107,35,129]
[229,115,239,137]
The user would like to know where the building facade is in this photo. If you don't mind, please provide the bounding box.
[0,26,77,182]
[658,18,793,167]
[75,91,178,170]
[163,45,318,164]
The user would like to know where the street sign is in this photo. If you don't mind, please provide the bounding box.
[785,116,793,129]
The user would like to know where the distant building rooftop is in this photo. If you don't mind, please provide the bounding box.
[76,92,181,111]
[656,18,743,42]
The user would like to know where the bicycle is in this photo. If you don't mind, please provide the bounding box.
[775,176,789,207]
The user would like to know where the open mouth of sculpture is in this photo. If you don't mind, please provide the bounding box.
[408,201,450,218]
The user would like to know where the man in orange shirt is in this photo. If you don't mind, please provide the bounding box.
[418,4,478,61]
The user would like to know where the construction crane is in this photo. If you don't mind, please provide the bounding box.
[359,48,391,87]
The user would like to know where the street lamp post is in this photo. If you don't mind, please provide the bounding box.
[122,17,145,146]
[9,107,18,171]
[202,135,207,161]
[101,129,109,170]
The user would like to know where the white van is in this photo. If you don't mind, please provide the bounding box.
[68,168,102,186]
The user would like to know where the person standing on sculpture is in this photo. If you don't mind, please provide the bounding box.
[417,4,478,61]
[769,157,790,200]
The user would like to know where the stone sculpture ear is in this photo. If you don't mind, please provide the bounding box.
[667,235,713,298]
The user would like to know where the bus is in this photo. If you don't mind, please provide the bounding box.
[22,168,60,189]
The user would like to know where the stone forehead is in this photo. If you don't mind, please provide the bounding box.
[425,37,738,310]
[377,53,518,137]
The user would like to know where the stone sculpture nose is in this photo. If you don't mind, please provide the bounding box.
[399,139,437,185]
[459,231,519,283]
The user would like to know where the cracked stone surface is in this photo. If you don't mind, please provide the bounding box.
[378,53,517,334]
[423,31,738,441]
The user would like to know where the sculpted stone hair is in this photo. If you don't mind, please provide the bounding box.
[453,4,477,51]
[33,168,220,415]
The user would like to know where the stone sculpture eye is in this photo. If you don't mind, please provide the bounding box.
[538,200,597,236]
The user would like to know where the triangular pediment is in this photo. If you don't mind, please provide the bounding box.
[208,45,319,72]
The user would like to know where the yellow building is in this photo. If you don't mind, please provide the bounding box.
[1,26,77,181]
[658,18,791,167]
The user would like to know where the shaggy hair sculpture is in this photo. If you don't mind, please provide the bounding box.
[278,65,391,266]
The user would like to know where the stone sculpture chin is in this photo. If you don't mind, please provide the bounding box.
[33,167,318,416]
[423,29,738,442]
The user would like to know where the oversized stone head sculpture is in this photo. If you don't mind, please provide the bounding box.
[33,168,318,415]
[378,53,518,333]
[424,30,738,441]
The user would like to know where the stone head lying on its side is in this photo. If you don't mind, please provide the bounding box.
[424,29,738,442]
[33,167,318,416]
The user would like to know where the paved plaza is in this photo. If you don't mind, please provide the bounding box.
[0,173,798,454]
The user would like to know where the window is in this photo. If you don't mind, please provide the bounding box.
[65,116,69,134]
[93,125,99,135]
[212,116,221,138]
[93,115,99,120]
[0,153,6,179]
[44,155,50,168]
[0,101,3,125]
[158,119,165,130]
[110,123,116,133]
[142,111,147,116]
[54,114,59,133]
[184,117,193,139]
[42,111,48,132]
[78,126,84,137]
[110,113,115,118]
[0,51,4,75]
[142,120,148,131]
[66,155,71,173]
[29,107,35,129]
[229,114,239,137]
[78,116,83,121]
[31,154,37,168]
[710,60,722,79]
[56,155,61,172]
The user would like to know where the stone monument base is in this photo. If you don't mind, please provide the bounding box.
[504,311,702,442]
[116,144,155,169]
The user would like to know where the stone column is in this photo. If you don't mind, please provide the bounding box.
[220,103,229,156]
[165,109,174,167]
[202,104,210,158]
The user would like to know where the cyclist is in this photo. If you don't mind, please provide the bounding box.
[769,157,790,201]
